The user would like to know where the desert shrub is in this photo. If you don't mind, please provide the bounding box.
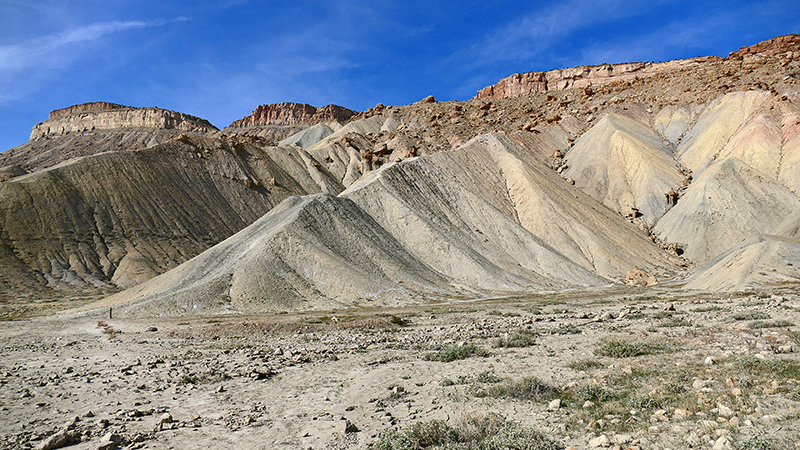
[652,311,675,319]
[375,414,564,450]
[594,340,674,358]
[177,373,198,385]
[627,395,664,410]
[423,344,487,362]
[733,356,800,378]
[660,317,692,327]
[486,377,557,401]
[736,435,799,450]
[732,310,770,321]
[747,320,793,329]
[475,371,502,384]
[551,323,582,335]
[575,384,611,402]
[496,330,537,348]
[299,316,331,324]
[567,359,605,371]
[691,305,728,312]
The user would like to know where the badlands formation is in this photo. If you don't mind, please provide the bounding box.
[2,35,800,314]
[2,34,800,450]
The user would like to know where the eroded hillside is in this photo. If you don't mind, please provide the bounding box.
[2,35,800,316]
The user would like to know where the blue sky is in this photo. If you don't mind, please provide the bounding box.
[1,0,798,151]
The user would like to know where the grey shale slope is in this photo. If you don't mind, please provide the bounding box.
[102,133,682,317]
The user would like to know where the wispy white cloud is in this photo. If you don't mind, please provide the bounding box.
[0,18,185,104]
[0,21,149,70]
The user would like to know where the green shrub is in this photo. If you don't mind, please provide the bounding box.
[177,373,198,385]
[576,384,611,402]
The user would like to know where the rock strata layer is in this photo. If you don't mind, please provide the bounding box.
[228,103,356,127]
[476,35,800,100]
[30,102,217,140]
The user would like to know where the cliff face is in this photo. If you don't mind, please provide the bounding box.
[48,102,129,119]
[30,102,217,140]
[228,102,356,127]
[0,103,219,174]
[476,35,800,101]
[475,59,713,100]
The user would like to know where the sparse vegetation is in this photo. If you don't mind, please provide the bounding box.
[177,373,198,385]
[594,340,675,358]
[299,316,332,324]
[747,319,794,329]
[375,414,564,450]
[495,330,537,348]
[548,323,582,335]
[575,384,611,402]
[484,376,558,401]
[97,321,120,340]
[660,317,692,327]
[567,359,605,371]
[423,344,487,362]
[691,305,728,312]
[733,356,800,379]
[732,310,770,320]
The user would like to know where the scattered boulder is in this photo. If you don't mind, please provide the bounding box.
[625,268,657,286]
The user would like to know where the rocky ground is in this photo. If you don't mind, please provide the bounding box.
[3,285,800,450]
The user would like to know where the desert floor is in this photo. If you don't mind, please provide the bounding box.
[3,286,800,450]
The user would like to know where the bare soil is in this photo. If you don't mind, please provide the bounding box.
[3,286,800,450]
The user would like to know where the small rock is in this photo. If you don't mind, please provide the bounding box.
[160,413,173,424]
[600,312,615,321]
[589,434,609,447]
[336,419,359,434]
[36,430,71,450]
[704,357,714,365]
[713,435,733,450]
[547,399,561,411]
[673,408,691,419]
[583,401,595,408]
[146,327,158,332]
[717,404,733,417]
[613,433,632,444]
[728,416,740,427]
[215,385,225,393]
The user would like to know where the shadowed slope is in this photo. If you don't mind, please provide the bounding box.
[0,136,342,296]
[102,194,463,316]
